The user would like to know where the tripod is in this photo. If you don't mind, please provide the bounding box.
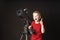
[20,19,29,40]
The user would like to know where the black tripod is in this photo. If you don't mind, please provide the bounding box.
[20,19,29,40]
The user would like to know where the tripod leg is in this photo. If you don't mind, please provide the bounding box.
[20,33,23,40]
[25,34,28,40]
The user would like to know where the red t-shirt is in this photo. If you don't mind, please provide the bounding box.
[31,21,42,40]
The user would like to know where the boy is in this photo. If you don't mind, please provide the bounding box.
[28,11,45,40]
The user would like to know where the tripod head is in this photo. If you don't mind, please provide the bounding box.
[16,8,32,25]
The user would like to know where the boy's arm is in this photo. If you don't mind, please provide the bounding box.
[40,18,45,34]
[28,25,35,34]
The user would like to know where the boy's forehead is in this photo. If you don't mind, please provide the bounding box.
[33,13,40,15]
[33,13,38,14]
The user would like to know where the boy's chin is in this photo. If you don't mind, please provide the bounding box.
[35,20,39,22]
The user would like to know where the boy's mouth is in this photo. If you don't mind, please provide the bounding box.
[35,19,37,20]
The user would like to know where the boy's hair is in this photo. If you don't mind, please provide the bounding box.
[33,11,41,16]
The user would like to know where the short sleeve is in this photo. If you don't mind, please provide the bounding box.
[31,21,34,28]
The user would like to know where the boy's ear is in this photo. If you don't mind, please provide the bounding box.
[39,16,41,19]
[40,15,41,17]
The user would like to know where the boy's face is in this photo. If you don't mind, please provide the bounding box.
[33,13,41,22]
